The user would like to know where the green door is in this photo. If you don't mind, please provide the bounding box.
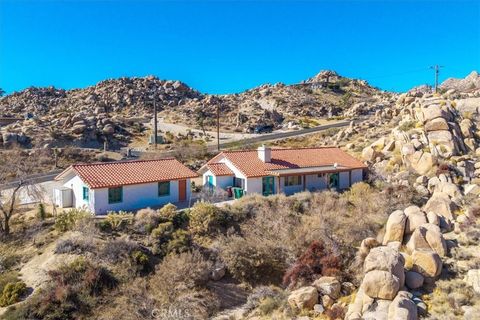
[262,176,275,196]
[329,173,339,189]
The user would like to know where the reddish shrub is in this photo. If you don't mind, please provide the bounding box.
[282,240,341,288]
[325,304,346,319]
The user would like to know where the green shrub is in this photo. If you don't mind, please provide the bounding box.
[0,281,27,307]
[37,203,47,220]
[220,235,288,285]
[188,202,227,235]
[159,203,178,220]
[104,211,134,231]
[133,208,161,234]
[151,221,174,242]
[398,120,416,132]
[0,271,21,294]
[54,208,91,232]
[164,229,191,255]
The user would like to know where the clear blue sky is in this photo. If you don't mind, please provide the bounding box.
[1,1,479,94]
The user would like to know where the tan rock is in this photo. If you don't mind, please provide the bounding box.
[406,151,436,175]
[364,246,405,288]
[288,286,318,310]
[425,118,449,131]
[426,211,440,226]
[424,191,455,223]
[404,206,427,234]
[405,271,424,289]
[388,291,418,320]
[363,270,400,300]
[412,250,442,278]
[313,276,341,299]
[383,210,407,245]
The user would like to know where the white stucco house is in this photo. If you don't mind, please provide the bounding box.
[198,146,367,197]
[54,158,198,215]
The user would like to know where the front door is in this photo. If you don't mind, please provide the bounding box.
[329,173,339,189]
[178,179,187,201]
[262,176,275,196]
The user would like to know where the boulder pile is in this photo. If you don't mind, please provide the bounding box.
[346,199,453,320]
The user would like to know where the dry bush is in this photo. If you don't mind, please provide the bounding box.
[158,203,177,220]
[100,238,140,264]
[283,240,341,288]
[219,235,288,285]
[188,201,228,236]
[95,279,157,320]
[149,250,217,318]
[4,258,117,319]
[55,235,98,254]
[133,207,161,234]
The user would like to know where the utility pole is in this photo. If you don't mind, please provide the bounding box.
[216,104,220,152]
[153,99,158,149]
[430,65,444,93]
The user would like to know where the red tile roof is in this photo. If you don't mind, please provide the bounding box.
[56,158,198,189]
[207,147,366,178]
[207,163,235,176]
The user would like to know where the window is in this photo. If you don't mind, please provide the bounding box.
[82,186,89,201]
[158,181,170,197]
[108,187,123,204]
[285,176,302,186]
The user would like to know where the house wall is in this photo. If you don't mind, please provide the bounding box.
[339,171,350,189]
[202,169,213,185]
[305,174,328,191]
[351,169,364,184]
[92,179,191,215]
[62,175,94,211]
[245,177,263,194]
[216,176,234,189]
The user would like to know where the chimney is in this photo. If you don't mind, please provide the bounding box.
[258,145,271,163]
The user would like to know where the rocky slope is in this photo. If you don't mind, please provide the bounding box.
[0,71,390,149]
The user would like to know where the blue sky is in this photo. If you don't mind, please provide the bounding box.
[1,1,479,94]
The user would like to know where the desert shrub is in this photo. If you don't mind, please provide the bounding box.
[37,203,48,221]
[244,286,285,313]
[0,281,27,307]
[130,250,151,274]
[158,203,178,220]
[104,211,134,232]
[424,278,476,317]
[100,238,140,264]
[151,221,174,242]
[283,240,341,288]
[54,208,91,232]
[133,207,161,234]
[5,258,117,319]
[0,251,21,272]
[188,201,228,235]
[150,251,212,304]
[398,120,416,132]
[0,271,21,295]
[55,236,96,254]
[219,235,288,285]
[164,229,191,255]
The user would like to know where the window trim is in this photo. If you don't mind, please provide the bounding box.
[82,186,89,201]
[108,186,123,204]
[158,181,170,197]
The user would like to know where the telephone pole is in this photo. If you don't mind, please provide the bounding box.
[216,104,220,152]
[153,99,158,149]
[430,65,444,93]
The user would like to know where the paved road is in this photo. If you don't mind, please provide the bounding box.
[133,119,352,156]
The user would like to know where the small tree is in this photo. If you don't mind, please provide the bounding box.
[0,88,5,97]
[0,150,42,237]
[194,107,207,136]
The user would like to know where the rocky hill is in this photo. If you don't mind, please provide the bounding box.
[440,71,480,92]
[0,71,390,149]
